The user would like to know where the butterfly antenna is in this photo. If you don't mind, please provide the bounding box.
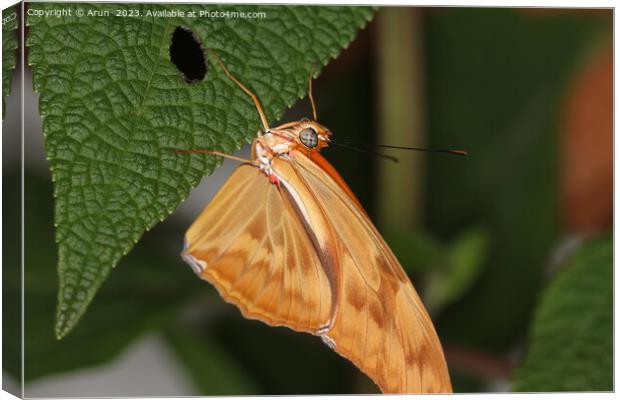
[342,142,468,156]
[210,51,270,132]
[330,140,399,163]
[307,67,318,121]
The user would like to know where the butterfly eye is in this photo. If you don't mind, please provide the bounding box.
[299,127,319,148]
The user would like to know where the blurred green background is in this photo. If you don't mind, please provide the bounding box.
[3,6,613,395]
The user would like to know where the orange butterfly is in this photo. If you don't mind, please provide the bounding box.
[180,54,452,394]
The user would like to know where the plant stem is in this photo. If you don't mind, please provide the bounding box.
[375,7,426,229]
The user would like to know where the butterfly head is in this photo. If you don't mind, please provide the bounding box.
[287,118,331,151]
[262,118,331,161]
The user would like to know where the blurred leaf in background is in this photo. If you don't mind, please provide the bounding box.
[425,226,490,313]
[383,226,489,314]
[512,234,612,391]
[383,228,445,274]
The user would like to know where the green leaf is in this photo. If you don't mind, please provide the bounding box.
[4,170,204,381]
[165,326,258,395]
[425,226,489,312]
[2,4,18,119]
[512,234,612,391]
[26,3,374,338]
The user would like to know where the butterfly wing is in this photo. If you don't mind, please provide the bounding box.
[183,164,333,333]
[272,151,452,393]
[184,153,451,393]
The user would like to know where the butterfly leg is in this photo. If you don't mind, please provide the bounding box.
[252,140,284,188]
[210,52,270,133]
[307,68,318,121]
[174,149,252,164]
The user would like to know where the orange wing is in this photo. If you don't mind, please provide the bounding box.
[273,151,452,393]
[184,155,451,393]
[183,164,333,332]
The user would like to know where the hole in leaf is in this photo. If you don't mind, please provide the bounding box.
[170,26,207,83]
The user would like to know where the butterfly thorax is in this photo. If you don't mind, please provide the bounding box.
[251,119,331,182]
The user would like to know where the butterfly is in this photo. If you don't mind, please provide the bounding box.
[179,54,452,394]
